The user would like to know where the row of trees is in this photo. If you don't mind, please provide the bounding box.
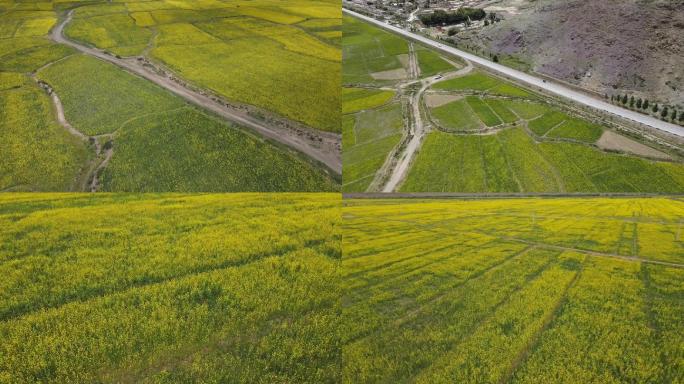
[610,94,684,124]
[419,7,486,27]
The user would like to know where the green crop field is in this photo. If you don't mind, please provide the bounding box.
[101,108,339,192]
[59,0,341,132]
[343,197,684,384]
[342,87,395,114]
[0,193,341,383]
[37,54,184,136]
[433,71,534,98]
[402,129,684,193]
[1,1,339,192]
[342,15,408,85]
[409,69,684,193]
[0,74,90,192]
[343,102,404,192]
[415,45,458,77]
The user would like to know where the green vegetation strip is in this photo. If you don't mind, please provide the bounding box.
[343,198,684,383]
[0,193,341,383]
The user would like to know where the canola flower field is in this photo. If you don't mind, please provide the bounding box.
[64,0,341,132]
[0,193,341,383]
[0,1,339,192]
[343,197,684,383]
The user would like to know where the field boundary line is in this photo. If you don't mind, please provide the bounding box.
[499,256,585,383]
[346,239,503,301]
[370,215,684,269]
[411,248,559,381]
[0,243,303,324]
[344,245,538,347]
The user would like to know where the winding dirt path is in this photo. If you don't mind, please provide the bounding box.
[51,10,341,175]
[33,76,111,191]
[381,61,474,192]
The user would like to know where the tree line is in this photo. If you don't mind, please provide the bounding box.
[419,8,487,27]
[609,94,684,124]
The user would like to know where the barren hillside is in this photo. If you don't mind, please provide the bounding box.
[463,0,684,108]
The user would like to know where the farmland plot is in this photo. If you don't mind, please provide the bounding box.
[1,1,338,192]
[406,69,684,193]
[0,193,341,383]
[343,102,404,192]
[342,15,409,85]
[343,197,684,383]
[60,0,342,132]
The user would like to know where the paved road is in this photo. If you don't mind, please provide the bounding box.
[52,11,342,175]
[344,9,684,138]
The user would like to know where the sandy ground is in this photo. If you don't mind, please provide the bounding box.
[424,93,463,108]
[597,130,671,160]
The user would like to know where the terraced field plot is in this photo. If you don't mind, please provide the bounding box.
[0,193,341,383]
[343,197,684,384]
[62,0,341,132]
[343,14,409,84]
[1,1,339,192]
[0,72,90,192]
[343,100,404,192]
[402,71,684,193]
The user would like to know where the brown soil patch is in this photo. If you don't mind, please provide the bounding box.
[371,68,408,80]
[597,130,671,160]
[424,93,463,108]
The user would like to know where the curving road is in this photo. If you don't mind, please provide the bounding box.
[382,61,474,192]
[344,9,684,138]
[52,11,342,175]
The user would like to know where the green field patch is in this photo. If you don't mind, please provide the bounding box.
[0,83,90,191]
[431,98,482,132]
[342,15,408,85]
[539,142,684,194]
[466,96,502,127]
[0,72,26,90]
[343,103,404,192]
[485,98,518,124]
[415,47,454,77]
[13,16,55,37]
[342,87,395,114]
[37,54,183,136]
[130,11,156,27]
[343,197,684,382]
[0,193,340,382]
[156,23,220,45]
[433,72,534,98]
[505,100,550,120]
[152,36,340,132]
[237,7,305,24]
[297,18,341,30]
[488,82,533,98]
[546,116,604,143]
[433,72,500,92]
[342,114,356,148]
[65,13,152,56]
[102,108,338,192]
[529,111,567,136]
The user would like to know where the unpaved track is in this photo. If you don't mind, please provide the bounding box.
[33,76,110,191]
[52,11,341,175]
[382,62,474,192]
[345,9,684,139]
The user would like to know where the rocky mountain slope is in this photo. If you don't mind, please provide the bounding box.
[463,0,684,108]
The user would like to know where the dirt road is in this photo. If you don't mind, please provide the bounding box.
[345,9,684,139]
[382,61,473,192]
[51,11,341,175]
